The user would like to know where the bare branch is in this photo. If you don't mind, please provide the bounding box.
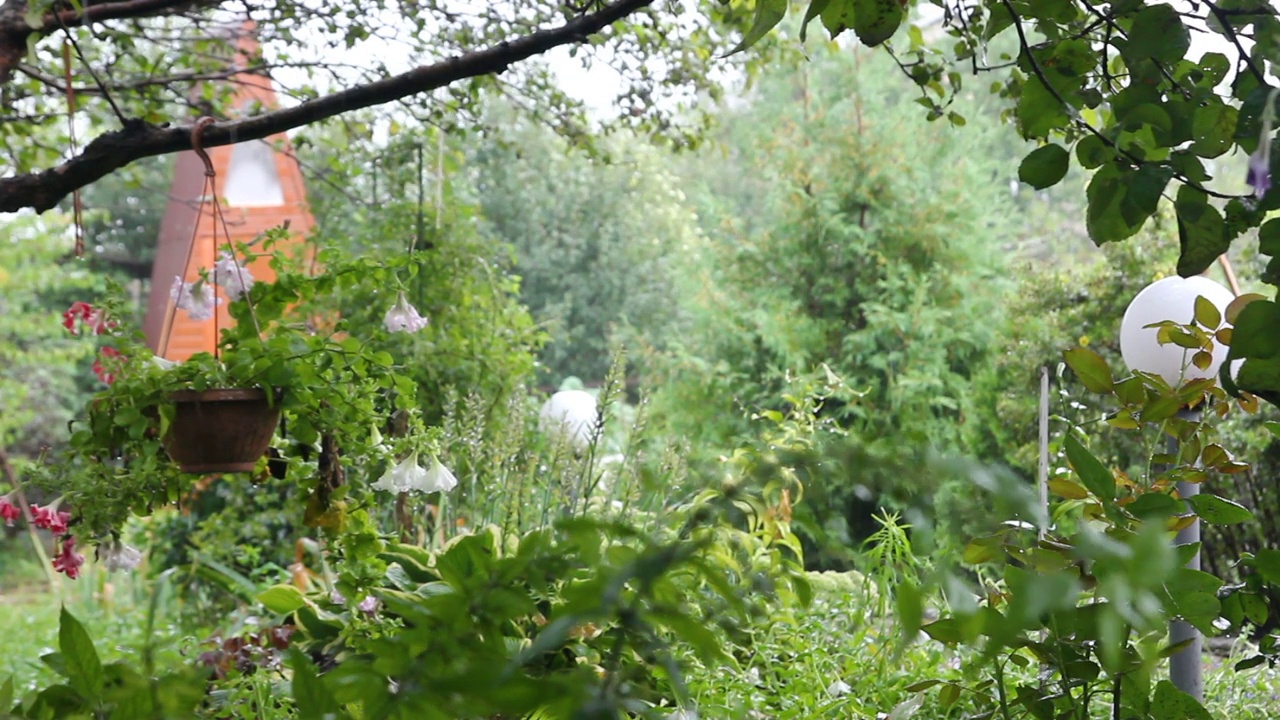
[0,0,654,213]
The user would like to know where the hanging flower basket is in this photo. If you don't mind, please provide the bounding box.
[164,388,281,473]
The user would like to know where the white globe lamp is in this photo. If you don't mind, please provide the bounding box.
[1118,275,1235,385]
[1118,274,1237,703]
[539,390,599,451]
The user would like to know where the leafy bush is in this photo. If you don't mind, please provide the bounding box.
[646,48,1018,563]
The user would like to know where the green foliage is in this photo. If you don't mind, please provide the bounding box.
[27,239,448,549]
[905,320,1275,717]
[0,214,102,460]
[470,120,694,383]
[649,47,1016,561]
[302,127,543,421]
[272,436,809,718]
[967,234,1180,480]
[885,2,1280,403]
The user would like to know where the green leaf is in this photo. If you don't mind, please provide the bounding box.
[820,0,855,36]
[963,538,1000,564]
[1260,218,1280,256]
[1019,144,1070,189]
[1228,301,1280,359]
[896,579,924,639]
[59,607,103,703]
[1190,101,1238,158]
[1076,135,1110,169]
[799,0,832,41]
[1124,5,1190,64]
[1186,494,1253,524]
[1064,435,1115,500]
[1140,393,1183,423]
[1127,492,1182,519]
[1195,52,1231,88]
[1063,347,1113,393]
[1176,187,1229,276]
[904,680,941,693]
[1087,166,1145,243]
[1236,655,1268,671]
[1242,592,1269,626]
[1265,421,1280,438]
[852,0,905,47]
[1254,548,1280,586]
[1018,76,1069,139]
[1151,679,1213,720]
[288,650,344,718]
[921,617,964,644]
[726,0,787,54]
[1121,163,1173,227]
[258,585,308,615]
[1235,356,1280,407]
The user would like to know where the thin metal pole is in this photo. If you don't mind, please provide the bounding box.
[414,142,425,252]
[1038,367,1050,539]
[1169,406,1203,701]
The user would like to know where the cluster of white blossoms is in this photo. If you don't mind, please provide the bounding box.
[170,253,259,321]
[371,451,457,495]
[170,276,223,321]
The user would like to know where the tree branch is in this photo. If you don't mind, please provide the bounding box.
[0,0,197,80]
[41,0,195,32]
[0,0,654,213]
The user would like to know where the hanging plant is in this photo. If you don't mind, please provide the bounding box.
[26,238,452,577]
[24,123,460,579]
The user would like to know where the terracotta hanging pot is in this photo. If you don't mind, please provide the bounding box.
[164,388,281,473]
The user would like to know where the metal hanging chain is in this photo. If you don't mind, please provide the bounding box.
[61,40,84,258]
[159,118,261,358]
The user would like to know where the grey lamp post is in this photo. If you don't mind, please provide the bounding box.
[1118,275,1237,702]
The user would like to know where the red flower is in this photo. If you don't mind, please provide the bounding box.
[62,302,114,336]
[92,346,123,385]
[52,537,84,580]
[31,504,70,535]
[0,496,20,526]
[62,302,94,333]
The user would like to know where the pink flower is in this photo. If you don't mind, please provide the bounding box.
[0,496,20,526]
[92,346,123,385]
[31,503,70,535]
[358,596,380,615]
[52,537,84,579]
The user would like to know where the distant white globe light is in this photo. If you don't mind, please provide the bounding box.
[539,390,598,451]
[1119,275,1235,386]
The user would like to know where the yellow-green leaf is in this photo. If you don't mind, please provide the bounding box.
[1193,295,1221,329]
[1049,478,1089,499]
[1225,293,1266,324]
[726,0,787,55]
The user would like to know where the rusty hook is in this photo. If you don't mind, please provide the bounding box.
[191,116,217,177]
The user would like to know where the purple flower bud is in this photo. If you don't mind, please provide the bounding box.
[1247,147,1271,200]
